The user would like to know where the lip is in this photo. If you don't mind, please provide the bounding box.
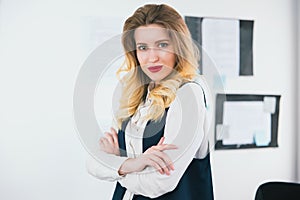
[148,65,163,73]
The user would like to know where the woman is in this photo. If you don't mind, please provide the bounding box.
[87,4,214,200]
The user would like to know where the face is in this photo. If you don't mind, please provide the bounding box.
[134,24,176,83]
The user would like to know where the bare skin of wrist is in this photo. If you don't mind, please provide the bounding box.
[118,158,134,176]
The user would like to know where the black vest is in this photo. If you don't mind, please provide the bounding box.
[112,108,214,200]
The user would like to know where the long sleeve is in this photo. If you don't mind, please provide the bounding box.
[118,83,207,198]
[86,150,128,182]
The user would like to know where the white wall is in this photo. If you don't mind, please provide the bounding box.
[297,0,300,182]
[0,0,298,200]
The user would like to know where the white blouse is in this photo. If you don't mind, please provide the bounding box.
[86,81,211,199]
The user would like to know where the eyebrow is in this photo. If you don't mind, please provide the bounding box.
[136,39,170,45]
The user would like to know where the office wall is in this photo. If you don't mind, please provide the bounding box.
[297,0,300,183]
[0,0,298,200]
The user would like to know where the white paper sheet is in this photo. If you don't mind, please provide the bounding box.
[222,101,271,145]
[263,97,277,114]
[202,18,240,78]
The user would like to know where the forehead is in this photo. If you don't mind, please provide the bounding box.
[134,24,170,43]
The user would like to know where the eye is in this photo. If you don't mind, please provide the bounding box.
[137,45,148,51]
[158,42,169,48]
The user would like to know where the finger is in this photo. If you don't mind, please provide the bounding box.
[157,137,165,145]
[99,138,113,153]
[146,155,168,175]
[110,128,119,147]
[103,137,113,147]
[104,132,114,144]
[110,127,117,135]
[148,152,173,175]
[99,137,105,145]
[99,138,107,150]
[152,144,178,151]
[146,159,164,174]
[151,150,175,172]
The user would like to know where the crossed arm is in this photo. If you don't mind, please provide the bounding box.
[86,83,206,197]
[100,127,176,176]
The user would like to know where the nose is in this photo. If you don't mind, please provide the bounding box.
[148,47,159,63]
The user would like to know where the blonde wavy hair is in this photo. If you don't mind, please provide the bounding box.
[116,4,200,127]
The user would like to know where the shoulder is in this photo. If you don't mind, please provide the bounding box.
[179,81,204,93]
[165,81,207,116]
[177,82,206,105]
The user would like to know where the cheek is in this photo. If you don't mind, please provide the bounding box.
[136,52,147,65]
[163,52,176,68]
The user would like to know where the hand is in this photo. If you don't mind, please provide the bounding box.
[144,137,176,175]
[99,127,120,156]
[118,137,177,176]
